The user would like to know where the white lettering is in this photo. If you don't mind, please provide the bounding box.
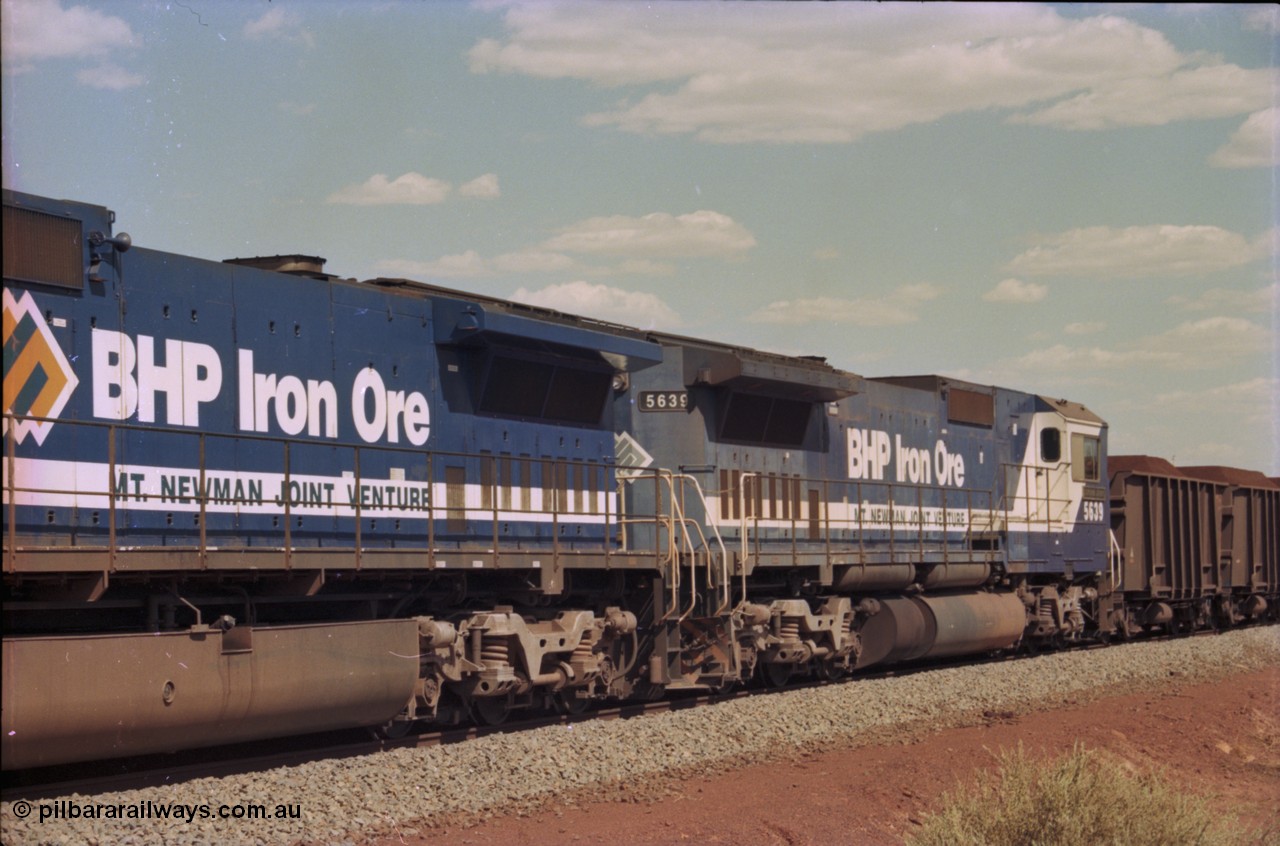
[352,367,387,443]
[238,349,255,432]
[135,336,182,424]
[182,341,222,426]
[275,375,308,436]
[239,348,338,438]
[307,379,338,438]
[93,330,220,426]
[92,329,137,420]
[252,372,275,433]
[848,428,890,481]
[895,434,932,485]
[351,367,430,445]
[402,390,430,446]
[849,426,968,489]
[934,439,965,487]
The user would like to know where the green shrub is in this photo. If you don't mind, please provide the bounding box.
[909,743,1259,846]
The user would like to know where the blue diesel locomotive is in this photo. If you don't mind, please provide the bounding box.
[3,190,1275,769]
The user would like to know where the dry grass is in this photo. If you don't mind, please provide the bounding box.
[909,743,1274,846]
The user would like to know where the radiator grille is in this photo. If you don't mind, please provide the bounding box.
[3,204,83,289]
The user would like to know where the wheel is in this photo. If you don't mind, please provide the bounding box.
[815,659,847,682]
[555,692,593,716]
[474,696,512,726]
[760,662,792,689]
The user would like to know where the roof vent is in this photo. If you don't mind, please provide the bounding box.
[223,254,330,280]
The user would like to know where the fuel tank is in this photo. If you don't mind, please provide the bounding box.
[2,618,421,770]
[855,591,1027,669]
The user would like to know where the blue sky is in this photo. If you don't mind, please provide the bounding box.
[3,1,1276,473]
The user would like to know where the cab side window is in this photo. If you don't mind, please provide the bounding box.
[1071,434,1101,482]
[1040,427,1061,463]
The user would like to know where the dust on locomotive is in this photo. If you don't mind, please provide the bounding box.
[3,190,1276,770]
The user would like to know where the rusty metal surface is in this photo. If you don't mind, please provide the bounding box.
[1110,463,1225,600]
[856,596,933,667]
[1223,481,1279,595]
[1180,465,1280,489]
[921,562,992,590]
[1109,459,1278,613]
[1,619,420,770]
[1109,455,1183,478]
[855,591,1025,667]
[832,563,915,592]
[918,591,1026,658]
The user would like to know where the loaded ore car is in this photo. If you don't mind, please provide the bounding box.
[2,189,1276,771]
[1109,457,1277,632]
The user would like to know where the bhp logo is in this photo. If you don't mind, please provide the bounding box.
[2,289,78,446]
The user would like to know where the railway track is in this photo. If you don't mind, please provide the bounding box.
[4,625,1274,846]
[1,624,1232,804]
[1,688,729,803]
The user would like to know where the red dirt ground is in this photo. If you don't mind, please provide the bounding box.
[370,667,1279,846]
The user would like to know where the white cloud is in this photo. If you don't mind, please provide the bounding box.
[376,253,488,279]
[612,259,677,277]
[1064,321,1106,335]
[1209,108,1278,169]
[746,284,941,327]
[469,4,1268,144]
[491,250,577,275]
[544,211,756,258]
[1008,343,1173,373]
[75,62,143,90]
[511,281,681,330]
[329,172,501,207]
[1166,283,1277,314]
[1012,64,1273,131]
[1144,316,1270,363]
[327,173,452,206]
[983,278,1048,304]
[384,209,738,278]
[459,173,501,199]
[1155,377,1275,421]
[279,101,317,117]
[1243,7,1278,34]
[1,0,136,76]
[1005,225,1264,279]
[375,249,578,279]
[1006,316,1269,374]
[244,8,314,47]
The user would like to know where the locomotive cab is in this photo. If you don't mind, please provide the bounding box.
[1004,397,1109,578]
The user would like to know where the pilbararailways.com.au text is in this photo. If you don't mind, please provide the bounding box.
[11,798,302,824]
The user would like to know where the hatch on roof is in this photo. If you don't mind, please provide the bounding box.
[224,255,331,280]
[681,345,863,402]
[432,296,662,372]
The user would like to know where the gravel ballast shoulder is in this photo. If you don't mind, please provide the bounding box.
[3,626,1276,846]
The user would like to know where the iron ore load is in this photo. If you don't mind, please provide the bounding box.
[3,190,1276,770]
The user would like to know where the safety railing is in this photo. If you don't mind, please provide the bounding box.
[729,471,1001,573]
[613,468,731,623]
[2,413,674,576]
[999,460,1077,531]
[1109,528,1124,590]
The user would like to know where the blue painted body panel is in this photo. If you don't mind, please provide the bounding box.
[617,344,1110,579]
[3,191,658,552]
[5,190,1108,580]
